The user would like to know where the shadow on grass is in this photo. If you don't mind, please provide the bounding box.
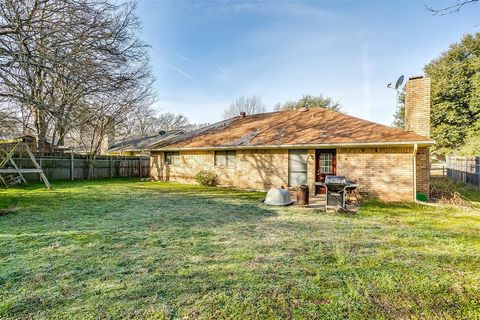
[2,179,480,319]
[0,180,283,318]
[0,179,271,236]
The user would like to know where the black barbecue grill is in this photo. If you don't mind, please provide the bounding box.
[324,175,359,209]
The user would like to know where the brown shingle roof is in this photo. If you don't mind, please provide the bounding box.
[108,130,185,152]
[150,108,434,150]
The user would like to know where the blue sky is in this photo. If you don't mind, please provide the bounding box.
[136,0,480,125]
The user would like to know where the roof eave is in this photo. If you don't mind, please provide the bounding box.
[108,147,152,152]
[150,140,435,152]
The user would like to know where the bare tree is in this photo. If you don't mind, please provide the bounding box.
[118,109,201,138]
[128,107,159,136]
[274,94,341,112]
[0,0,155,154]
[188,122,210,131]
[223,95,266,119]
[0,0,61,150]
[155,112,191,131]
[54,0,155,154]
[426,0,478,15]
[67,74,156,156]
[0,105,18,137]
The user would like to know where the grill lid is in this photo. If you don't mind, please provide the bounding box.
[324,175,347,185]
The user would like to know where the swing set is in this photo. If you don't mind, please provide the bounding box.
[0,139,51,189]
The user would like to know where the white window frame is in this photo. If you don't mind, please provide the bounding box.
[215,150,236,168]
[165,151,179,165]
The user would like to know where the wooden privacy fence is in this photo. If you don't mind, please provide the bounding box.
[11,155,150,182]
[446,156,480,187]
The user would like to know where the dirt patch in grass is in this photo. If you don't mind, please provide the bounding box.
[0,206,18,217]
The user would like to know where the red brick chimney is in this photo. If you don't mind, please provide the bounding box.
[405,76,431,137]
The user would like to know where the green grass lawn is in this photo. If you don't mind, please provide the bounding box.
[1,179,480,319]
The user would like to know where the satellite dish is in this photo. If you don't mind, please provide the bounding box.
[394,75,404,90]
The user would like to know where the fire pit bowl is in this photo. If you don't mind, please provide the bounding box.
[264,188,293,206]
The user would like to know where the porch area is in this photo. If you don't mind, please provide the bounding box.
[288,192,361,212]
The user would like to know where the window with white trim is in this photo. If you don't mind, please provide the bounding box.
[319,153,333,174]
[215,150,236,168]
[165,151,179,164]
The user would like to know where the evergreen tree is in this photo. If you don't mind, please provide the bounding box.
[425,33,480,155]
[274,94,341,112]
[392,91,405,128]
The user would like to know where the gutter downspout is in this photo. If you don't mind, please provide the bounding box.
[413,143,437,206]
[413,143,418,202]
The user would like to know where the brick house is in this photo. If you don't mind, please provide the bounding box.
[149,76,434,202]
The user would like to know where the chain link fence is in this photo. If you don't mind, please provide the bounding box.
[446,156,480,188]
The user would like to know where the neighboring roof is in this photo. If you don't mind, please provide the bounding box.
[108,130,185,152]
[1,134,40,144]
[150,108,434,150]
[16,134,36,138]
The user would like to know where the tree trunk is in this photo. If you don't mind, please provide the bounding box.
[57,134,65,146]
[57,125,65,146]
[34,107,48,154]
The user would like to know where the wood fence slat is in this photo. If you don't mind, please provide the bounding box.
[8,154,150,183]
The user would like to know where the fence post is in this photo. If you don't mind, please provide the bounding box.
[128,159,132,178]
[84,158,88,180]
[109,156,113,179]
[477,157,480,188]
[70,153,75,180]
[139,159,142,178]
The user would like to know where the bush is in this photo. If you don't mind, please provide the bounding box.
[430,177,475,207]
[195,170,218,186]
